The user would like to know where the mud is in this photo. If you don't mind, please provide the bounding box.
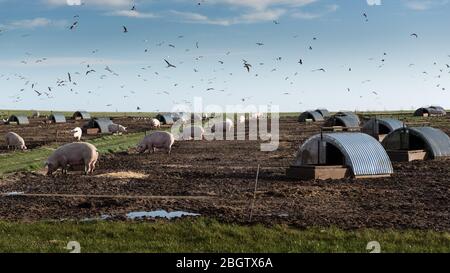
[0,116,449,230]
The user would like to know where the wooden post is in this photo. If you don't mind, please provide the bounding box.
[249,164,261,222]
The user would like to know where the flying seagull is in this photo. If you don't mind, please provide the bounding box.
[411,33,418,38]
[244,62,252,73]
[164,59,176,68]
[363,13,368,22]
[123,26,128,33]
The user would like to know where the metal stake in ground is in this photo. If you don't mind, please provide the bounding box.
[249,164,261,222]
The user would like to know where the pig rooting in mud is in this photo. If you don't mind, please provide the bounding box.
[45,142,99,176]
[137,131,175,155]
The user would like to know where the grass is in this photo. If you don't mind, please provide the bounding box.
[0,132,146,176]
[0,218,448,253]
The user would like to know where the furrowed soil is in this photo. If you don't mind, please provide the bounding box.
[0,116,449,231]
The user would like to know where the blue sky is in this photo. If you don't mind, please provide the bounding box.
[0,0,449,112]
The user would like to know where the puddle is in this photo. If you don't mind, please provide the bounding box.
[81,214,111,222]
[4,192,25,196]
[126,210,200,220]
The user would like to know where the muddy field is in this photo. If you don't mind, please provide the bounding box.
[0,116,449,231]
[0,116,154,153]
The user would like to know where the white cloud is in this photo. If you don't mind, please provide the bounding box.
[208,0,317,10]
[367,0,381,6]
[44,0,133,8]
[0,18,67,30]
[291,4,338,19]
[240,9,286,22]
[171,9,285,26]
[107,10,158,19]
[403,0,449,10]
[170,11,233,26]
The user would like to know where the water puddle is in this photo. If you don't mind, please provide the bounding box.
[4,192,25,196]
[81,214,111,222]
[126,210,200,220]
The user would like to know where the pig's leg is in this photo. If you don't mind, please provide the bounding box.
[89,159,97,174]
[60,157,68,175]
[84,159,90,175]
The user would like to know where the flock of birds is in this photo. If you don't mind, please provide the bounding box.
[0,2,449,111]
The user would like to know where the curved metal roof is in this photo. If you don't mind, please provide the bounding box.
[85,118,114,133]
[156,114,174,125]
[315,109,330,118]
[49,113,67,123]
[8,115,29,125]
[295,132,393,176]
[298,110,324,122]
[362,118,404,137]
[382,127,450,158]
[336,111,361,123]
[325,115,360,128]
[414,107,446,116]
[73,111,91,120]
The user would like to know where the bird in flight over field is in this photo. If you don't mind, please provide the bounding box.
[164,59,176,68]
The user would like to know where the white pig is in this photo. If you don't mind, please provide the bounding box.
[211,118,234,133]
[5,132,27,150]
[239,115,246,124]
[108,124,127,134]
[137,131,175,155]
[71,127,82,141]
[150,118,161,128]
[45,142,99,176]
[182,126,205,140]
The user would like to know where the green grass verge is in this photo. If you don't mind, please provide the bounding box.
[0,132,146,176]
[0,218,448,253]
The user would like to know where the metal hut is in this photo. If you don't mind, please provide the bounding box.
[156,114,174,125]
[48,113,67,124]
[315,109,331,118]
[382,127,450,161]
[362,118,404,141]
[298,110,325,122]
[323,115,360,131]
[84,118,114,134]
[414,107,446,117]
[73,111,91,120]
[287,132,393,180]
[335,111,361,123]
[7,115,30,125]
